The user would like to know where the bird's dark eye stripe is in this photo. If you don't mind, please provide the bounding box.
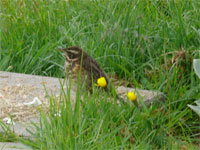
[68,53,78,59]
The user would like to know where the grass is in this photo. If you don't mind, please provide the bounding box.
[20,82,196,149]
[0,120,18,142]
[0,0,200,149]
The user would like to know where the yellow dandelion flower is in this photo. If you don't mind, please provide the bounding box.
[127,91,137,102]
[96,77,107,88]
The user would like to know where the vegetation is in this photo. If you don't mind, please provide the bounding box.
[188,59,200,116]
[0,0,200,149]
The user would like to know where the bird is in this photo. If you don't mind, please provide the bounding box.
[60,46,132,105]
[60,46,109,92]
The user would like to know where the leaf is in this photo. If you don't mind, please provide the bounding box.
[188,99,200,116]
[187,104,200,116]
[195,99,200,106]
[193,59,200,79]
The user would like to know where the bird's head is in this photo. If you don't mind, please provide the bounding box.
[60,46,83,62]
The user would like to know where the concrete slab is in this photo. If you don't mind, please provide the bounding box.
[0,71,166,138]
[0,71,73,138]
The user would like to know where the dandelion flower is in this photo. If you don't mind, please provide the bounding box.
[127,91,137,102]
[96,77,107,88]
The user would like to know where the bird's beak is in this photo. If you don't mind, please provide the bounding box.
[57,47,65,52]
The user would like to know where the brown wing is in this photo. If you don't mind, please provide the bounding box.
[82,53,109,85]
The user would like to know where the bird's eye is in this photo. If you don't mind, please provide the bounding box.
[68,51,76,59]
[66,49,80,62]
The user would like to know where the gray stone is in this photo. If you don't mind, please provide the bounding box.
[0,71,166,138]
[0,117,38,139]
[117,86,166,106]
[0,71,75,138]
